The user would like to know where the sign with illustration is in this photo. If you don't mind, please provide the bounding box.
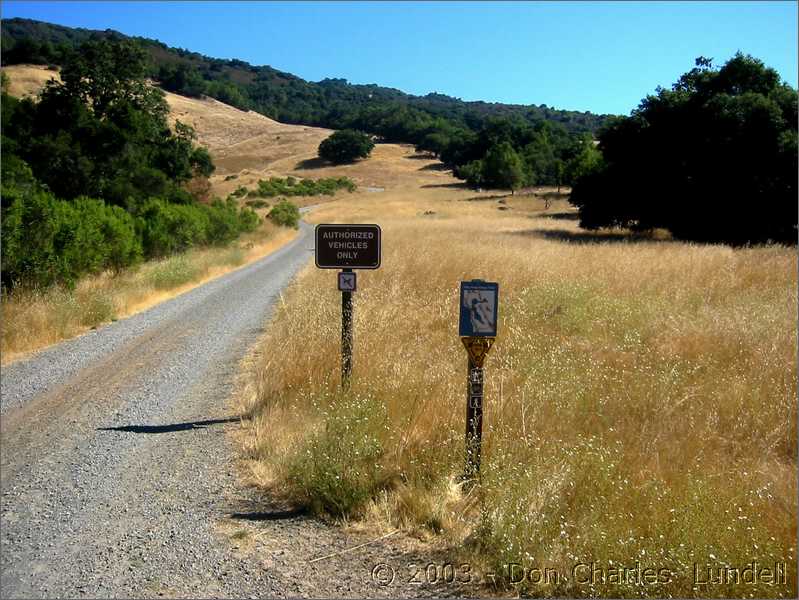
[458,280,499,337]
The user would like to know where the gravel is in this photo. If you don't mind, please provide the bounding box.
[0,219,476,599]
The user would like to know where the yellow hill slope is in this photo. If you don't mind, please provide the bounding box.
[1,64,439,198]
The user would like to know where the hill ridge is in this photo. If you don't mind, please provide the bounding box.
[1,16,611,136]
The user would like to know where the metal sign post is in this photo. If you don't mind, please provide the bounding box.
[315,224,381,389]
[458,280,499,482]
[340,269,354,387]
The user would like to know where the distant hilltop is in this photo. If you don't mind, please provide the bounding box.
[1,17,612,137]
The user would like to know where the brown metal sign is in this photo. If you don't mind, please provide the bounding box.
[315,224,381,269]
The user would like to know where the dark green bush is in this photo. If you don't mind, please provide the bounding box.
[205,199,242,245]
[318,130,374,164]
[136,199,210,257]
[268,200,300,229]
[1,188,142,289]
[245,199,269,209]
[237,206,261,232]
[133,197,260,259]
[253,176,356,198]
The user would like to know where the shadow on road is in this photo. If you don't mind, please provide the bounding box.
[97,417,238,434]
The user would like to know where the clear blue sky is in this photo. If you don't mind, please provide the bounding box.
[2,1,796,115]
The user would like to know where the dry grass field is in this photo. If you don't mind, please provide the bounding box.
[2,63,60,99]
[236,152,797,597]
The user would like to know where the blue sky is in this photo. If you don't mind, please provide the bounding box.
[2,1,796,115]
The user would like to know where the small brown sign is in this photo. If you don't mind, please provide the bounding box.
[315,224,381,270]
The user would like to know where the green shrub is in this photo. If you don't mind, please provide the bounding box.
[245,199,269,209]
[136,199,210,257]
[237,206,261,232]
[318,130,374,164]
[1,168,259,290]
[1,186,62,289]
[285,394,387,517]
[252,176,356,198]
[205,199,242,245]
[147,255,201,290]
[1,187,142,289]
[268,200,300,229]
[136,197,258,256]
[55,197,142,278]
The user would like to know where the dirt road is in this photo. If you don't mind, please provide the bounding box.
[0,220,467,599]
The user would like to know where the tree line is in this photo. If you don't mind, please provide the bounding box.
[1,17,609,137]
[315,113,601,191]
[1,39,259,290]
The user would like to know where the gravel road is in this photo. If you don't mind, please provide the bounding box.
[0,219,477,599]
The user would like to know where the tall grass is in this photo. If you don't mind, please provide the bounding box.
[2,222,292,362]
[238,207,796,597]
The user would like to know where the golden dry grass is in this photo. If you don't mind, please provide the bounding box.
[1,64,60,98]
[237,178,797,597]
[1,222,297,364]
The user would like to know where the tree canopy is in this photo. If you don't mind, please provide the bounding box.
[1,38,264,291]
[570,54,798,245]
[449,118,601,192]
[3,38,214,208]
[318,130,375,164]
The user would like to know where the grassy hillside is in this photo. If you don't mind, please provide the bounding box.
[1,17,611,135]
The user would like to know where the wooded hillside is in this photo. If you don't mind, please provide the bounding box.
[1,17,610,137]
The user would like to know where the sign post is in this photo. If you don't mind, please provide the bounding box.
[315,224,381,389]
[340,269,354,386]
[458,279,499,482]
